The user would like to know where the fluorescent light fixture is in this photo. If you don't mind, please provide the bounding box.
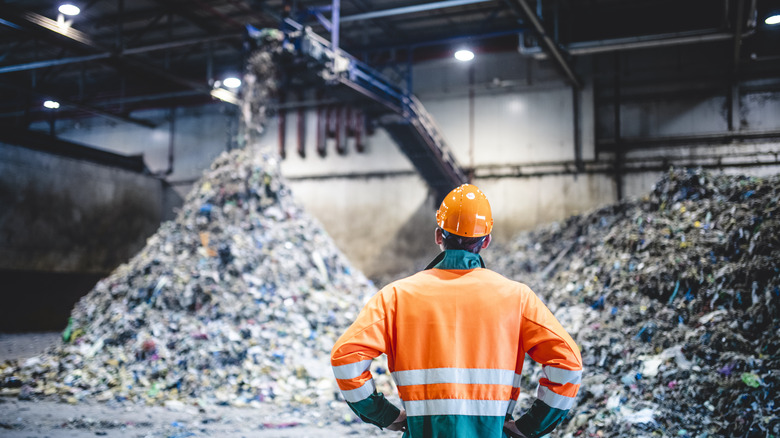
[766,14,780,25]
[43,100,60,109]
[454,49,475,62]
[58,4,81,16]
[223,77,241,88]
[210,88,239,105]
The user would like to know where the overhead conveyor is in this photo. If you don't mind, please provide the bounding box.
[271,20,469,204]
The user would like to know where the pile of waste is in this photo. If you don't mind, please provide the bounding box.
[0,145,381,408]
[487,168,779,437]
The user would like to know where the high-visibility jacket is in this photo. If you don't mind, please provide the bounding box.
[331,250,583,437]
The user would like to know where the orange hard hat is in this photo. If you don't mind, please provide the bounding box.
[436,184,493,237]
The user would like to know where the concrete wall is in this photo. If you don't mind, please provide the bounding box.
[39,104,239,199]
[0,143,170,273]
[0,142,177,331]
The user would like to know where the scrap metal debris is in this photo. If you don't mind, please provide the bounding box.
[486,168,780,438]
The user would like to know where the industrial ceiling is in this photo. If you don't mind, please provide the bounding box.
[1,0,779,129]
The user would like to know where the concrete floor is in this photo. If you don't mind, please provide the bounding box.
[0,332,398,438]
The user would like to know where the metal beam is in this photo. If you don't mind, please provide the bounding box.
[0,17,24,30]
[510,0,581,89]
[150,0,228,34]
[1,4,239,110]
[17,10,102,48]
[0,53,111,74]
[0,83,157,128]
[0,129,149,173]
[340,0,494,22]
[597,130,780,150]
[354,27,524,53]
[58,99,158,128]
[0,90,209,119]
[332,0,340,51]
[729,0,745,131]
[0,34,241,74]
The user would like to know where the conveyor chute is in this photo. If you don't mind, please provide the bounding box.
[262,21,468,203]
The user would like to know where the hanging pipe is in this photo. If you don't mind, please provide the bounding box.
[336,106,347,155]
[354,109,364,153]
[278,92,287,159]
[316,98,327,157]
[156,107,175,177]
[297,92,306,158]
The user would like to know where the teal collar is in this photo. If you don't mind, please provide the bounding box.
[425,250,486,270]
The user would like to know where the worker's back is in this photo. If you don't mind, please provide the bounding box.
[332,184,581,438]
[387,267,527,437]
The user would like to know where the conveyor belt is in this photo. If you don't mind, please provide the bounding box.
[277,21,468,203]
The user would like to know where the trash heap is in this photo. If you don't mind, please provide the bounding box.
[487,168,779,437]
[0,145,381,408]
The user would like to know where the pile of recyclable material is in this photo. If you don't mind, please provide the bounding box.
[0,145,381,408]
[487,168,779,437]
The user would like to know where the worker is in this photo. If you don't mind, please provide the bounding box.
[331,183,582,437]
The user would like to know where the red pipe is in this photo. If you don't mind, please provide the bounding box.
[326,105,337,139]
[297,92,305,158]
[278,97,287,159]
[317,103,327,157]
[354,109,364,153]
[336,106,346,155]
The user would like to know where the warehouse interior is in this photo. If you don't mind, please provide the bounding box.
[1,0,779,436]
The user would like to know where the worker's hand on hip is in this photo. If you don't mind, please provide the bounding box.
[502,418,528,438]
[386,409,407,432]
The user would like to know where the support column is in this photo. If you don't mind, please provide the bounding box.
[613,53,624,201]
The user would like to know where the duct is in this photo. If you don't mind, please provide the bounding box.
[472,146,780,178]
[519,28,757,58]
[597,130,780,150]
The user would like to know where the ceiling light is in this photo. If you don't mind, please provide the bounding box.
[766,14,780,25]
[223,77,242,88]
[43,100,60,109]
[454,49,475,62]
[58,4,81,16]
[210,89,240,105]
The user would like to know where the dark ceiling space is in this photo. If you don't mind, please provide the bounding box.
[1,0,779,129]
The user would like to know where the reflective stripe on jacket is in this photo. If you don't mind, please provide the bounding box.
[331,250,583,437]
